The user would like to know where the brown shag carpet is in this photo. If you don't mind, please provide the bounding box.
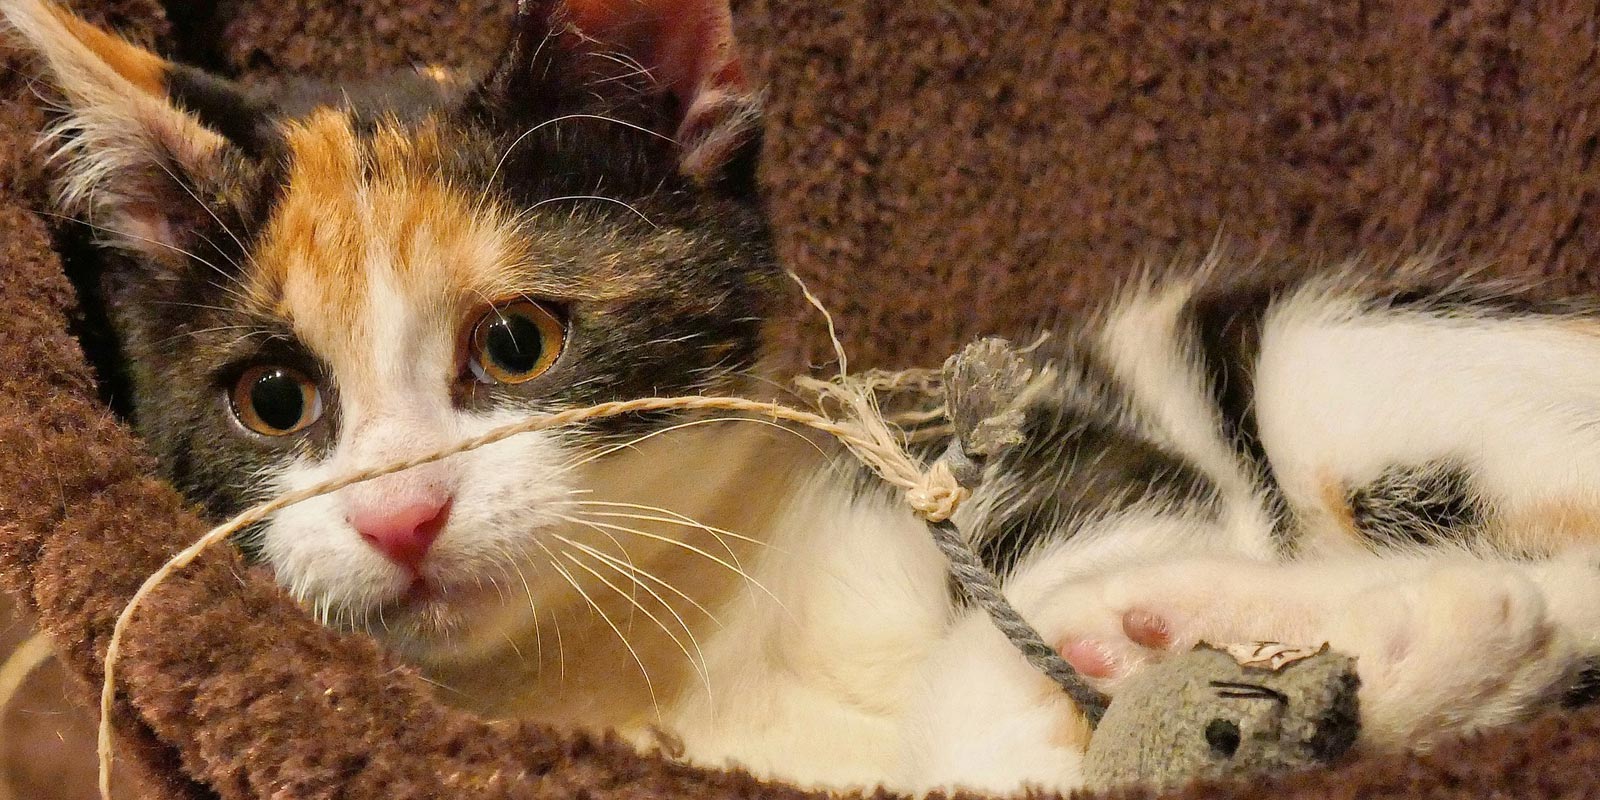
[5,0,1600,797]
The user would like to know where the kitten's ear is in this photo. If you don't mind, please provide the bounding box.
[2,0,261,260]
[478,0,758,184]
[567,0,757,182]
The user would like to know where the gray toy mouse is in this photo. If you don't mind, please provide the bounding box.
[1081,643,1361,791]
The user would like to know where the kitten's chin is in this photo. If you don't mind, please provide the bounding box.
[354,580,532,665]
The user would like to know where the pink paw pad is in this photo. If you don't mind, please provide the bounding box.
[1121,608,1173,649]
[1057,638,1120,679]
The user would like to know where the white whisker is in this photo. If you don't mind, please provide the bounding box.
[37,209,256,306]
[559,544,711,694]
[483,113,674,203]
[556,415,827,479]
[538,541,660,720]
[149,158,262,275]
[550,605,566,685]
[551,533,722,626]
[501,630,525,662]
[506,561,544,670]
[552,512,785,613]
[564,500,779,551]
[555,532,716,649]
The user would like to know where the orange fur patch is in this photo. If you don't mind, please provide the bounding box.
[1497,497,1600,555]
[248,111,523,399]
[1316,471,1361,541]
[49,3,164,95]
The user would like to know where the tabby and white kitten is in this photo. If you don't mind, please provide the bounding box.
[10,0,1600,793]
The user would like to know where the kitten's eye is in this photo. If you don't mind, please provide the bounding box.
[230,366,323,436]
[468,300,565,384]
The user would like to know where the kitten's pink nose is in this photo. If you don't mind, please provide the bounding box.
[349,496,452,573]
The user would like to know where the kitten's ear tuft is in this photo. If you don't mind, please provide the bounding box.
[480,0,760,184]
[2,0,248,259]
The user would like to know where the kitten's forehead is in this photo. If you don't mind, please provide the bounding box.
[245,109,517,390]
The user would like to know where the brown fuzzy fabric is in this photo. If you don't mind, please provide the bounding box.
[6,0,1600,798]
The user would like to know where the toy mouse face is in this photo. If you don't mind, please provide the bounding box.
[1197,674,1354,767]
[1082,644,1361,791]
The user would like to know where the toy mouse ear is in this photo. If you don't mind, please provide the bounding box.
[476,0,759,184]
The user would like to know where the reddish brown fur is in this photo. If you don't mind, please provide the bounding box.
[1316,471,1362,543]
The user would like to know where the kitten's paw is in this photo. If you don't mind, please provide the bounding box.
[1052,607,1178,687]
[1034,557,1589,747]
[1346,564,1578,747]
[1035,559,1286,693]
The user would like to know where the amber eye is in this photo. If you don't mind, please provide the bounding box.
[468,300,565,384]
[230,366,323,436]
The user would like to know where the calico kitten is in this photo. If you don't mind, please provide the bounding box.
[10,0,1600,794]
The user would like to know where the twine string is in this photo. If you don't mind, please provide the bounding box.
[923,516,1110,724]
[929,338,1113,722]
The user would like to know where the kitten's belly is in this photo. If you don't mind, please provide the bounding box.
[461,660,909,788]
[467,627,913,789]
[647,514,1099,793]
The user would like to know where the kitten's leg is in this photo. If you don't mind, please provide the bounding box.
[1033,552,1600,749]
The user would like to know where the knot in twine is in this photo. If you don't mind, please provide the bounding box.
[905,461,970,522]
[791,373,969,522]
[801,337,1110,725]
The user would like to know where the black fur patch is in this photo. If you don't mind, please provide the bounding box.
[1185,285,1274,463]
[1563,658,1600,709]
[165,65,281,158]
[1182,283,1292,541]
[1346,462,1484,548]
[973,339,1220,576]
[1372,284,1597,319]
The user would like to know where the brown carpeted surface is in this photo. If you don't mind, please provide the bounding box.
[5,0,1600,798]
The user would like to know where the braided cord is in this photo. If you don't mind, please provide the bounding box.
[926,511,1110,724]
